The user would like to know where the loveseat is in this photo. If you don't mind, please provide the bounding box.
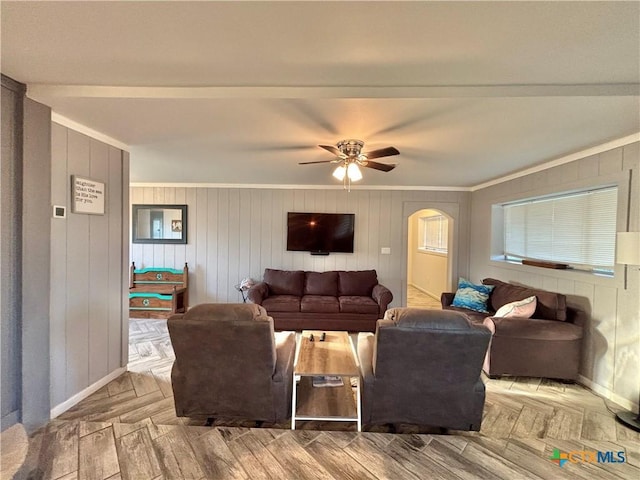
[441,278,585,381]
[247,268,393,332]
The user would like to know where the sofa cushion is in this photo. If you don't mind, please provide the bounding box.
[264,268,304,297]
[301,295,340,313]
[338,270,378,296]
[483,278,567,321]
[262,295,301,313]
[483,316,583,341]
[451,278,494,314]
[444,305,487,324]
[304,271,338,296]
[494,295,537,318]
[339,296,379,314]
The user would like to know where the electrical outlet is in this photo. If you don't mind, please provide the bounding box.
[381,247,391,255]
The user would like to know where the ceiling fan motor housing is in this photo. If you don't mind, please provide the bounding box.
[337,139,364,158]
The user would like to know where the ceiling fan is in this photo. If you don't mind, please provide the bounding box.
[299,139,399,189]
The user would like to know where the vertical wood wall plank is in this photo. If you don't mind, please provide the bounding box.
[120,151,130,367]
[237,190,252,289]
[249,190,263,278]
[184,187,197,286]
[213,189,225,301]
[195,188,208,302]
[50,123,68,406]
[66,130,91,397]
[88,139,110,384]
[227,189,241,299]
[108,147,123,372]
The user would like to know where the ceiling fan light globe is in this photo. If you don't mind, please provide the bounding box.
[332,165,346,181]
[347,163,363,181]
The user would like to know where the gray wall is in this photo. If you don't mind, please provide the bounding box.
[130,187,471,308]
[22,98,53,432]
[1,75,53,433]
[469,142,640,410]
[1,76,24,431]
[50,123,130,409]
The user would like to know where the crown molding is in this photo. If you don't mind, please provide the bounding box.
[129,182,471,192]
[471,132,640,192]
[51,112,129,151]
[1,74,26,94]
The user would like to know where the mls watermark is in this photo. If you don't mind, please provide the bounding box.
[550,448,626,468]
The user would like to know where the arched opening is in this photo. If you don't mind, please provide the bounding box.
[407,208,450,307]
[405,206,455,308]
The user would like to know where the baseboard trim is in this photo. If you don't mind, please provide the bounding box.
[578,375,639,413]
[1,410,20,432]
[50,367,127,419]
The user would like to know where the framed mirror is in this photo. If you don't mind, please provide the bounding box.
[132,204,187,244]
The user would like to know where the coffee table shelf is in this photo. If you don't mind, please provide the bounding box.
[294,376,358,420]
[292,330,361,431]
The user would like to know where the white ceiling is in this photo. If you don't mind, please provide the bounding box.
[2,1,639,188]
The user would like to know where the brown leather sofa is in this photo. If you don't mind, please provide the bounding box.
[357,308,491,431]
[247,268,393,332]
[441,278,585,381]
[167,303,296,423]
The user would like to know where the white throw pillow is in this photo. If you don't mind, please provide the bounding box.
[494,295,537,318]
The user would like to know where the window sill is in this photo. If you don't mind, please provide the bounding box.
[488,258,623,289]
[418,248,448,258]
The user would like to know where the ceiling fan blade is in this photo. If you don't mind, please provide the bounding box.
[364,146,400,160]
[318,144,344,157]
[362,160,397,172]
[298,160,335,165]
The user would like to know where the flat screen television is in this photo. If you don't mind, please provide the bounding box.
[287,212,355,254]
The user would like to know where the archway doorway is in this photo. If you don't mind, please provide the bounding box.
[407,208,451,308]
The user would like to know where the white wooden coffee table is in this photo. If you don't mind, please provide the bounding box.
[291,330,361,431]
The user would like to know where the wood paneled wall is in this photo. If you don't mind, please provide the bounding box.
[130,188,471,308]
[469,142,640,410]
[50,123,129,409]
[1,77,25,430]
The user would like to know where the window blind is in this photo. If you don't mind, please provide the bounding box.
[420,215,448,252]
[503,187,617,271]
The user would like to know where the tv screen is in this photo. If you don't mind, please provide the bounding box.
[287,212,355,254]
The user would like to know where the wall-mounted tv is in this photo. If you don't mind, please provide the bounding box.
[287,212,355,254]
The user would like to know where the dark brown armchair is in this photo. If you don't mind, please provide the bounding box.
[167,303,296,423]
[357,308,491,431]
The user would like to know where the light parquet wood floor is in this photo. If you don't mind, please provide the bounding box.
[12,310,640,480]
[407,285,442,309]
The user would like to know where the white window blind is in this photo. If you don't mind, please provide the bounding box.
[503,187,617,272]
[419,215,448,253]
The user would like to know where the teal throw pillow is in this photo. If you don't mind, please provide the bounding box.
[451,278,494,313]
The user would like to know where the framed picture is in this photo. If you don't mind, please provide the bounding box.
[171,219,183,232]
[71,175,105,215]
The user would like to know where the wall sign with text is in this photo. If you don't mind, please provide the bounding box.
[72,175,105,215]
